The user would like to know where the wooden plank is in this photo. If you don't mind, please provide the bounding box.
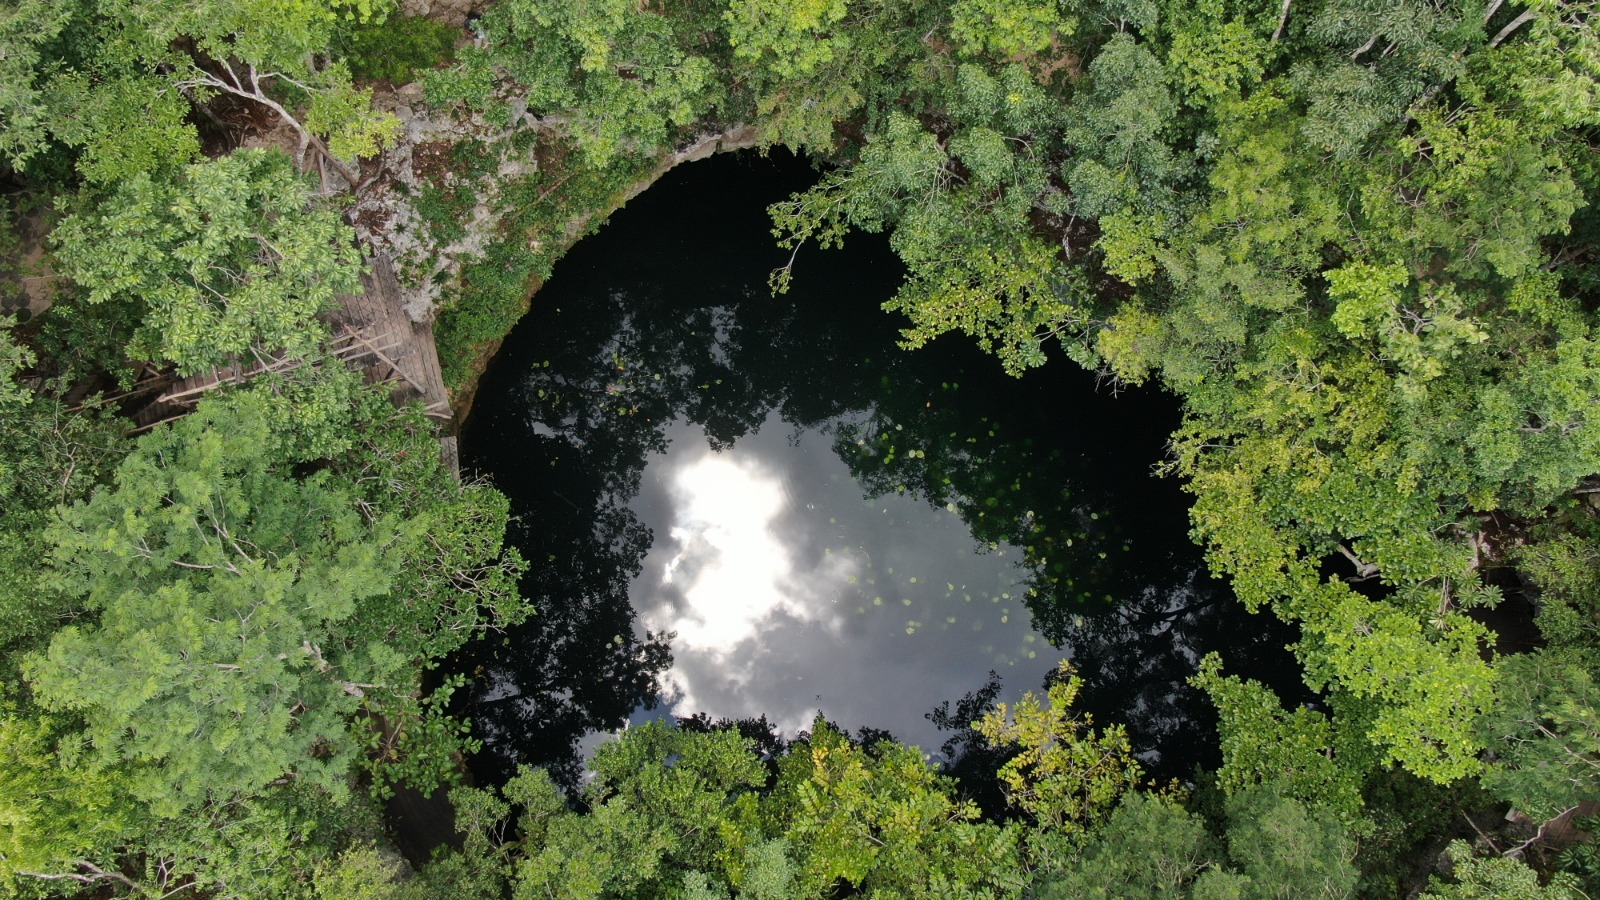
[126,411,189,436]
[123,253,456,467]
[357,342,423,393]
[68,374,171,412]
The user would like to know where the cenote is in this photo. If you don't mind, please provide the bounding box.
[454,151,1303,791]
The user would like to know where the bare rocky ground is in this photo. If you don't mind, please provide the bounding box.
[4,205,61,320]
[401,0,478,28]
[350,76,759,325]
[352,83,544,322]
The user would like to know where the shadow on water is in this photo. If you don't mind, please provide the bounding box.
[453,150,1306,792]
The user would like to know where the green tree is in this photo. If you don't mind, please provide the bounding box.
[0,0,73,171]
[430,719,1031,898]
[1197,784,1359,900]
[1421,841,1583,899]
[6,368,526,894]
[723,0,935,152]
[511,723,768,897]
[313,844,420,900]
[36,73,201,187]
[1062,33,1187,220]
[0,706,135,888]
[441,0,723,169]
[1035,785,1358,899]
[770,719,1025,896]
[1477,649,1600,820]
[949,0,1075,58]
[21,391,402,816]
[1162,0,1275,107]
[52,150,361,375]
[1031,792,1213,898]
[770,65,1093,375]
[725,0,851,80]
[975,662,1143,866]
[21,370,526,815]
[0,323,126,668]
[1192,656,1366,820]
[0,0,398,186]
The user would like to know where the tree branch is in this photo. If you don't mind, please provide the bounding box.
[181,62,361,189]
[18,862,143,892]
[1335,543,1381,581]
[1489,9,1536,48]
[1504,805,1581,858]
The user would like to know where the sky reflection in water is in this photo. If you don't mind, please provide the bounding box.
[454,151,1305,789]
[631,413,1056,744]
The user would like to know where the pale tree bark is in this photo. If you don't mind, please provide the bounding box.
[178,59,362,190]
[1335,543,1380,581]
[1272,0,1293,42]
[16,860,195,898]
[1489,8,1536,47]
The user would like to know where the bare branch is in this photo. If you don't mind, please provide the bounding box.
[1504,806,1581,858]
[1335,543,1381,581]
[182,61,362,189]
[1350,33,1380,60]
[1490,9,1536,48]
[17,862,142,892]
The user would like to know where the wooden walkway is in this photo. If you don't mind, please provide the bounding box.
[127,253,456,468]
[327,252,451,419]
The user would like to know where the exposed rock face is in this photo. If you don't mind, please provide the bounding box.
[350,82,541,322]
[351,79,760,327]
[16,247,57,315]
[400,0,480,28]
[5,208,59,318]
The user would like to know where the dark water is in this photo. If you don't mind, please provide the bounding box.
[456,151,1303,789]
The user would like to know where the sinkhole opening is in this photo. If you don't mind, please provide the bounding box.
[449,150,1304,791]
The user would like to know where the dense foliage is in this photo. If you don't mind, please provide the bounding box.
[3,0,1600,895]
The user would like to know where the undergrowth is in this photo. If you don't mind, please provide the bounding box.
[337,14,459,86]
[433,142,656,389]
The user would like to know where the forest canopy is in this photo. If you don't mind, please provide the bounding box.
[2,0,1600,896]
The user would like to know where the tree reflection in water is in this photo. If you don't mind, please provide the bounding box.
[456,151,1302,791]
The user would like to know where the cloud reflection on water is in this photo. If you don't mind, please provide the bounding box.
[455,151,1309,790]
[631,413,1059,749]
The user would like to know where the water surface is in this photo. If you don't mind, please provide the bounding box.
[457,152,1302,788]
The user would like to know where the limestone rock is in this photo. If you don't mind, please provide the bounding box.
[399,0,479,28]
